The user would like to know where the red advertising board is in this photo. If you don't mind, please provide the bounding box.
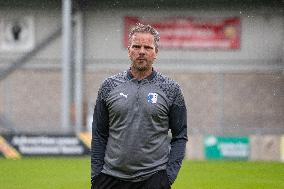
[124,16,240,49]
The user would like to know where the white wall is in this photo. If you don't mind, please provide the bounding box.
[0,7,283,69]
[0,9,62,60]
[84,9,284,62]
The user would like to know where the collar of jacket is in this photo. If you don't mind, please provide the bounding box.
[126,68,157,81]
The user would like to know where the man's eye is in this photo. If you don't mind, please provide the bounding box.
[132,45,140,48]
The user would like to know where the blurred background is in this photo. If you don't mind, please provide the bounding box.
[0,0,283,161]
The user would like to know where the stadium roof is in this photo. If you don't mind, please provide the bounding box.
[0,0,283,10]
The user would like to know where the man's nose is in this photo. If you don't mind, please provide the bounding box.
[139,47,145,55]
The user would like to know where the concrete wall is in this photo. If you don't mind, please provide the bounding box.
[0,70,62,133]
[84,70,284,135]
[250,135,281,161]
[2,68,282,135]
[84,9,283,62]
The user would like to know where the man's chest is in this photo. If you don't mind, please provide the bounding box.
[106,82,170,118]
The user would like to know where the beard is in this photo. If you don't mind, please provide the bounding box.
[131,59,153,71]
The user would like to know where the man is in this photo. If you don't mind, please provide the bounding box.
[91,23,187,189]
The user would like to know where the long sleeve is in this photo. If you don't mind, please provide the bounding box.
[166,89,188,184]
[91,96,109,183]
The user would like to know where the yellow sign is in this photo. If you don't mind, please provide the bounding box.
[0,136,21,159]
[78,132,91,149]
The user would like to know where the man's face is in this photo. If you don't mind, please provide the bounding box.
[128,32,158,72]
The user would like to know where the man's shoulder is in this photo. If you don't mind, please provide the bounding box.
[154,72,185,106]
[97,71,128,100]
[154,72,181,89]
[101,71,128,87]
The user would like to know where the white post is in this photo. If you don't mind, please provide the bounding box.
[61,0,72,132]
[74,11,84,134]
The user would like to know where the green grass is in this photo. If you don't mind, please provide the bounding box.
[0,157,90,189]
[174,160,284,189]
[0,158,283,189]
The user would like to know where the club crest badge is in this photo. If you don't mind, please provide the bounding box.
[147,93,158,104]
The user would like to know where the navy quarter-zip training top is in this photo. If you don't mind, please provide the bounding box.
[91,69,188,184]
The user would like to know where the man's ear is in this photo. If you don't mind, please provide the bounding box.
[154,48,159,59]
[127,47,131,57]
